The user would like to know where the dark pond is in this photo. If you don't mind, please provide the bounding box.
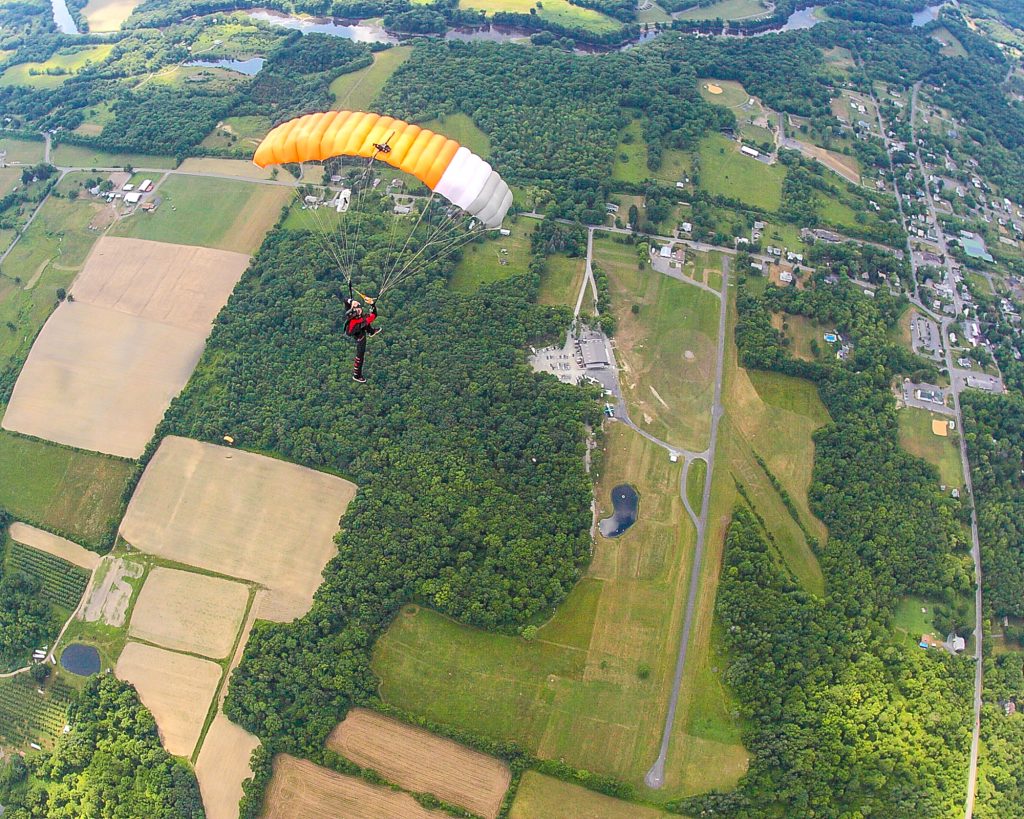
[599,483,639,537]
[184,57,266,75]
[912,3,942,27]
[60,643,100,676]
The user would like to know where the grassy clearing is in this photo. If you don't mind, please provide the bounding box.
[677,0,771,20]
[419,113,491,158]
[773,312,823,361]
[460,0,621,32]
[597,235,719,451]
[110,175,289,253]
[0,168,22,198]
[637,2,671,24]
[897,408,962,489]
[510,772,668,818]
[698,78,749,108]
[892,595,944,648]
[0,46,114,89]
[537,251,585,308]
[699,133,784,212]
[932,26,967,57]
[200,115,272,152]
[0,136,45,165]
[332,46,412,112]
[654,148,691,186]
[686,458,706,512]
[50,144,176,170]
[376,424,735,797]
[0,431,131,548]
[612,120,650,184]
[449,224,533,293]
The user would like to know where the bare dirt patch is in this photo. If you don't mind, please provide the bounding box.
[264,754,450,819]
[8,523,99,570]
[129,567,249,659]
[327,709,511,819]
[115,641,221,757]
[81,557,143,626]
[706,83,723,94]
[120,436,357,619]
[195,714,261,819]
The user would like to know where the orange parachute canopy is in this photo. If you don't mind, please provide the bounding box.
[253,110,512,228]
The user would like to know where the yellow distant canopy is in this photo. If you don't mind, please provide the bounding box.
[253,110,513,228]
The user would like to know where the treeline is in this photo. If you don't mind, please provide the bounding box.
[0,676,205,817]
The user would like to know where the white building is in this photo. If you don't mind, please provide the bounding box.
[740,145,760,158]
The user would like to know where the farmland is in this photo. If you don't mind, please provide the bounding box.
[0,675,76,751]
[0,432,131,548]
[0,136,45,164]
[328,709,510,819]
[8,523,100,571]
[458,0,621,33]
[698,133,785,211]
[449,224,533,293]
[612,120,650,184]
[510,772,668,818]
[331,46,412,112]
[676,0,772,21]
[0,46,114,89]
[49,143,176,169]
[195,714,261,819]
[6,542,89,611]
[263,754,450,819]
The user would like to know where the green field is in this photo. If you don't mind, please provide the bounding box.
[331,46,412,112]
[698,79,750,108]
[200,115,272,152]
[775,312,823,361]
[419,113,492,159]
[110,174,290,253]
[653,148,692,186]
[72,102,116,137]
[892,596,943,647]
[699,133,784,212]
[537,251,585,307]
[612,120,650,184]
[0,136,45,165]
[50,144,176,170]
[686,458,706,512]
[376,424,743,796]
[0,675,76,751]
[0,168,22,198]
[597,235,719,451]
[0,431,132,548]
[460,0,621,32]
[676,0,771,20]
[637,2,671,24]
[510,772,669,818]
[449,224,533,293]
[0,46,114,89]
[897,408,963,489]
[6,542,89,610]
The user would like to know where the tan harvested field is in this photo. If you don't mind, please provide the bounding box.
[8,522,99,570]
[2,238,249,457]
[328,709,510,819]
[116,642,221,757]
[791,139,860,185]
[510,772,668,818]
[176,158,277,181]
[121,437,357,618]
[196,714,261,819]
[263,755,450,819]
[129,567,249,659]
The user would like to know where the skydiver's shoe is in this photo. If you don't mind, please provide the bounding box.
[353,375,366,383]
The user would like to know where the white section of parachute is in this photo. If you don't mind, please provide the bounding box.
[434,147,513,228]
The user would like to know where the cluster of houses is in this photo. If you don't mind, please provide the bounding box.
[91,174,160,212]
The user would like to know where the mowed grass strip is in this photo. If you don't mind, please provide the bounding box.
[328,709,510,819]
[897,407,963,489]
[331,46,412,112]
[699,133,784,211]
[0,432,131,548]
[263,754,450,819]
[510,771,668,818]
[110,175,290,253]
[537,252,585,308]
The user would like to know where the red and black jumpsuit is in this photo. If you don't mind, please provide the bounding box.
[346,305,378,380]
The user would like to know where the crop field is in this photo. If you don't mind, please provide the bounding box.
[263,754,450,819]
[597,235,719,451]
[0,135,45,164]
[3,237,249,458]
[699,133,784,211]
[120,436,356,620]
[612,120,650,184]
[897,408,963,489]
[419,113,492,158]
[195,714,261,819]
[8,523,100,571]
[6,542,89,610]
[376,424,733,796]
[510,772,668,818]
[328,708,511,819]
[0,433,131,548]
[0,676,75,751]
[116,641,221,757]
[111,175,289,253]
[331,46,412,112]
[537,252,585,307]
[0,46,114,88]
[676,0,771,20]
[459,0,621,33]
[449,224,533,293]
[82,0,143,31]
[128,568,250,660]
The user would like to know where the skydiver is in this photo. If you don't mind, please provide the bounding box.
[344,297,380,383]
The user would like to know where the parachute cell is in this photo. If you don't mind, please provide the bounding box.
[253,110,513,228]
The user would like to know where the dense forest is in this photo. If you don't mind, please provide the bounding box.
[677,275,973,814]
[0,676,204,817]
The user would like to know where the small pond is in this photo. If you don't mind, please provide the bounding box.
[599,483,639,537]
[184,57,266,76]
[912,4,943,27]
[60,643,100,676]
[50,0,77,35]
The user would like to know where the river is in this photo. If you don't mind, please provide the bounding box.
[50,0,77,35]
[912,3,944,27]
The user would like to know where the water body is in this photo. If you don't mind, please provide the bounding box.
[50,0,77,35]
[444,25,532,44]
[185,57,266,76]
[60,643,100,676]
[248,9,399,44]
[912,3,943,27]
[599,484,639,537]
[778,5,822,31]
